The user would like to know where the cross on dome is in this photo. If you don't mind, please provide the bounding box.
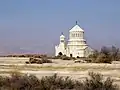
[60,32,65,38]
[61,32,64,35]
[76,21,77,25]
[69,21,84,32]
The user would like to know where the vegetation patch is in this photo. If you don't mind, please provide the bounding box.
[0,71,118,90]
[25,57,52,64]
[87,46,120,63]
[51,53,76,60]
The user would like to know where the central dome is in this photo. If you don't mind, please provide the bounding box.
[69,24,84,32]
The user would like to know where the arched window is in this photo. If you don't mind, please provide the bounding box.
[76,33,77,37]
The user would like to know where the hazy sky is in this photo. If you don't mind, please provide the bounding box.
[0,0,120,55]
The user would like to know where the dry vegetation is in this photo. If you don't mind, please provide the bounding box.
[0,71,118,90]
[4,54,47,58]
[25,57,52,64]
[51,55,76,60]
[87,46,120,63]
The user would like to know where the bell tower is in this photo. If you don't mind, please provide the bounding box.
[60,32,65,43]
[55,32,66,56]
[59,32,66,50]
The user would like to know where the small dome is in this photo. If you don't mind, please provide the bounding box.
[60,34,65,38]
[60,34,65,42]
[60,32,65,38]
[69,25,84,32]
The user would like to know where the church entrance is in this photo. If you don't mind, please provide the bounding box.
[70,54,72,57]
[58,52,63,56]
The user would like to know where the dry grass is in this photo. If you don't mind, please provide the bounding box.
[0,57,120,87]
[0,71,118,90]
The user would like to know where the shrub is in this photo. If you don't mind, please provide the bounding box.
[62,55,71,60]
[26,57,52,64]
[88,46,120,63]
[61,55,76,60]
[0,72,118,90]
[41,57,52,63]
[94,53,112,63]
[5,54,47,58]
[84,72,118,90]
[25,61,30,64]
[29,57,38,63]
[39,74,80,90]
[50,55,76,60]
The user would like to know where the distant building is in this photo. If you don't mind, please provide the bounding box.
[55,22,93,57]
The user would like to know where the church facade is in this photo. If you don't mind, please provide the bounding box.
[55,22,93,57]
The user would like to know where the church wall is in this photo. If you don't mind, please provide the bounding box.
[55,43,67,56]
[55,23,93,58]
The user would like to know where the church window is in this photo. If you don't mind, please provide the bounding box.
[76,33,77,37]
[74,33,76,37]
[60,40,64,42]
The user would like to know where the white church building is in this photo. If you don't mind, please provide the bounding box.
[55,22,93,57]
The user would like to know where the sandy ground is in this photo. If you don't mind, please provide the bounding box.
[0,57,120,86]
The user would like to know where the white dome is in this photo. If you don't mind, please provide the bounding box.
[60,34,65,38]
[69,25,84,32]
[60,34,65,41]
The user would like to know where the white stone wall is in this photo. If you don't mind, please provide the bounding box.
[55,45,66,56]
[55,24,93,57]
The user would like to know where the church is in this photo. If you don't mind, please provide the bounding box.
[55,22,93,57]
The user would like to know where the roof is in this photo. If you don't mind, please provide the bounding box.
[69,24,84,32]
[60,34,65,38]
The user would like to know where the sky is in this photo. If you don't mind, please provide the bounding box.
[0,0,120,55]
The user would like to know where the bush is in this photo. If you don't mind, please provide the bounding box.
[26,57,52,64]
[0,72,118,90]
[5,54,47,58]
[88,46,120,63]
[62,55,71,60]
[96,53,112,63]
[41,57,52,63]
[25,61,30,64]
[50,55,76,60]
[39,74,80,90]
[84,72,118,90]
[2,74,41,90]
